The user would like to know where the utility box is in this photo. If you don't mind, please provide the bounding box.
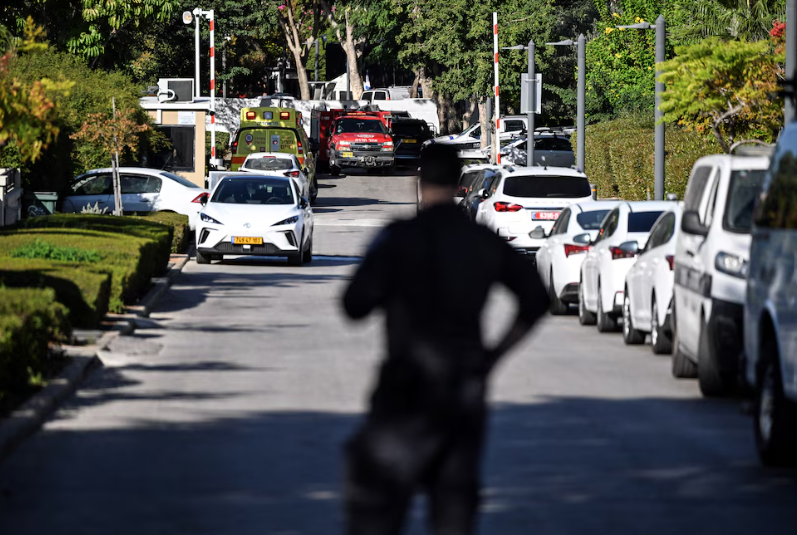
[157,78,195,103]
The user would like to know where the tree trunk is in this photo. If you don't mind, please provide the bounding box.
[289,45,312,100]
[479,97,491,149]
[278,4,312,100]
[321,0,364,99]
[463,96,478,129]
[410,69,421,99]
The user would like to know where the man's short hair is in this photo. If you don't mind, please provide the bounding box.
[420,144,461,188]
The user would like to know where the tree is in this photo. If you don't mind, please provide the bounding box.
[320,0,366,98]
[275,0,321,100]
[0,19,72,163]
[658,35,784,152]
[675,0,785,42]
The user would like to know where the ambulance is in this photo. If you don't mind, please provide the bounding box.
[230,107,318,186]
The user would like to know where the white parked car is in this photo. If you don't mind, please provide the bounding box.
[501,134,576,169]
[672,153,769,397]
[62,168,207,230]
[474,166,593,257]
[579,201,672,332]
[743,130,797,466]
[195,174,314,266]
[424,117,529,149]
[239,152,317,203]
[623,204,683,353]
[536,201,619,314]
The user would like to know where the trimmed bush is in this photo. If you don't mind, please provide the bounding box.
[577,113,720,201]
[0,287,71,394]
[0,258,111,328]
[132,212,190,254]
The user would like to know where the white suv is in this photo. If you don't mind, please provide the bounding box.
[671,153,769,397]
[744,129,797,466]
[474,166,593,257]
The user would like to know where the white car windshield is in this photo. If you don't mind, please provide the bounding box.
[503,176,591,198]
[212,178,295,205]
[243,158,293,171]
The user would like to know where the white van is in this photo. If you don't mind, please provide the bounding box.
[671,152,769,397]
[360,87,411,102]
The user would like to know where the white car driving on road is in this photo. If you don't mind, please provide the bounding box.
[623,204,683,353]
[579,201,671,332]
[195,175,314,266]
[474,166,593,257]
[62,167,207,230]
[535,201,619,314]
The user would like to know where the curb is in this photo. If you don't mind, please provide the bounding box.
[0,250,192,465]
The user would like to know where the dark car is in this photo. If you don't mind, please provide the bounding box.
[391,118,434,166]
[459,167,501,221]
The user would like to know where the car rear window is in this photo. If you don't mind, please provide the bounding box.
[576,209,610,230]
[502,175,591,198]
[160,171,201,188]
[535,137,573,151]
[457,171,483,197]
[392,122,428,136]
[724,169,766,233]
[628,211,665,232]
[243,157,293,171]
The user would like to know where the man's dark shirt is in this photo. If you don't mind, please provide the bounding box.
[343,203,549,419]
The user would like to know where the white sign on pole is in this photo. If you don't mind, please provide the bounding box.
[177,111,196,125]
[520,73,542,114]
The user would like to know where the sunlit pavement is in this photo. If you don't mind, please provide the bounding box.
[1,169,796,534]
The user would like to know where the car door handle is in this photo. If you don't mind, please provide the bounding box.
[685,250,694,257]
[141,198,151,203]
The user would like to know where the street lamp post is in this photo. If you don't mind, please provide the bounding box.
[545,34,586,172]
[618,16,666,200]
[502,43,537,167]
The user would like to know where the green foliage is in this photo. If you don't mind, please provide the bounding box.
[675,0,785,42]
[11,239,102,263]
[132,211,190,254]
[0,287,71,396]
[581,113,721,200]
[206,131,231,160]
[659,36,784,152]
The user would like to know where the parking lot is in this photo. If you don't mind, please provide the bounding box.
[1,170,797,535]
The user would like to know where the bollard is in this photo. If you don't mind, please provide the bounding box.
[590,183,597,200]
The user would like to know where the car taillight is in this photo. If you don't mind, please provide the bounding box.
[284,170,300,178]
[191,193,207,203]
[564,243,590,257]
[610,246,637,260]
[297,140,303,152]
[494,202,523,212]
[232,140,238,150]
[456,185,468,197]
[666,254,675,271]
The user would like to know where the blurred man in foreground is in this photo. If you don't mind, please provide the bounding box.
[342,144,549,535]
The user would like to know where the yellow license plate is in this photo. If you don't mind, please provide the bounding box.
[403,139,417,143]
[341,151,354,158]
[232,236,263,245]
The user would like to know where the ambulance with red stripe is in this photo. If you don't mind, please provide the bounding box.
[229,107,317,186]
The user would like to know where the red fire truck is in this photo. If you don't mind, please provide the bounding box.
[324,112,395,176]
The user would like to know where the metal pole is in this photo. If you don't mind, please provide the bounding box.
[493,12,500,164]
[486,97,492,149]
[194,9,201,98]
[222,38,227,99]
[346,56,350,100]
[315,40,320,82]
[577,34,586,172]
[786,0,796,123]
[654,15,665,201]
[209,10,216,165]
[527,40,535,167]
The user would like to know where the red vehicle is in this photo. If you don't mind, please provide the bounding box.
[327,113,395,176]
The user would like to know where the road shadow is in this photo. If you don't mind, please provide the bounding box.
[2,397,797,534]
[314,197,415,208]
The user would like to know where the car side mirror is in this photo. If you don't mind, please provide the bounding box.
[303,167,309,175]
[300,196,309,209]
[529,226,547,240]
[619,240,640,256]
[478,188,488,199]
[681,210,709,237]
[573,232,591,245]
[199,192,209,206]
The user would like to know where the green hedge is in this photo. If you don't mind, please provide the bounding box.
[577,113,721,201]
[0,287,71,394]
[0,258,111,328]
[131,212,190,254]
[2,214,172,315]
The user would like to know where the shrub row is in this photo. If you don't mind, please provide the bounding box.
[132,212,190,254]
[0,287,70,394]
[577,113,721,201]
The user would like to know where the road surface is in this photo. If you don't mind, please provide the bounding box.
[1,169,796,535]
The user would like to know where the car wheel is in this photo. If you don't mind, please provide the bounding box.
[651,294,673,355]
[288,233,305,266]
[548,270,568,315]
[596,281,619,333]
[196,249,211,264]
[578,281,596,326]
[754,339,797,466]
[330,163,341,177]
[622,291,645,344]
[302,234,313,264]
[697,316,735,397]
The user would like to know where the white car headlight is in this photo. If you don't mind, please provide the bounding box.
[272,215,299,226]
[715,252,749,279]
[200,213,223,225]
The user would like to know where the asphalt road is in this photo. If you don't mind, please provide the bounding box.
[1,169,797,535]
